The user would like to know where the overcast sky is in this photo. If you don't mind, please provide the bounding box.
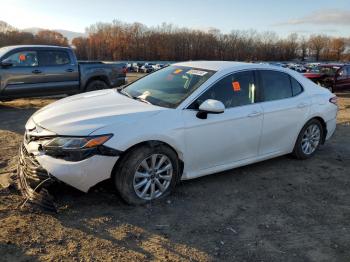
[2,0,350,37]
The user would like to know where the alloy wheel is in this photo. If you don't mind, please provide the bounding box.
[133,154,173,200]
[301,124,321,155]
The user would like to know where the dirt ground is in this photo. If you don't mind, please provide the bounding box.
[0,75,350,261]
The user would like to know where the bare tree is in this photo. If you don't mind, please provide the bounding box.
[309,35,328,61]
[331,38,346,61]
[299,36,308,61]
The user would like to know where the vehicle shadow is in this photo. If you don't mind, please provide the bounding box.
[0,242,39,261]
[27,155,294,260]
[45,180,212,261]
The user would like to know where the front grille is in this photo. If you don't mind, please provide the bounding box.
[19,145,49,183]
[17,144,56,211]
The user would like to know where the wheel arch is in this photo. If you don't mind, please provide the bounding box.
[84,75,110,91]
[312,116,327,144]
[296,116,327,146]
[111,140,184,180]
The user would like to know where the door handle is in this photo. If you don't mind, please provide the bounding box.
[66,68,74,72]
[248,111,262,117]
[297,102,308,108]
[32,69,42,74]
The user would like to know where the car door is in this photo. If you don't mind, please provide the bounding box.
[0,49,44,97]
[334,66,350,92]
[183,70,263,174]
[258,70,310,155]
[37,50,79,95]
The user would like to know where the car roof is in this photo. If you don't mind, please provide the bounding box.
[1,45,70,51]
[173,61,277,71]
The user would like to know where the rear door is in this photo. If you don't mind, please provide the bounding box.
[258,70,310,155]
[0,49,44,97]
[37,49,79,94]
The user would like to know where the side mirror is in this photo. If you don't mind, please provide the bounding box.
[196,99,225,119]
[0,59,13,68]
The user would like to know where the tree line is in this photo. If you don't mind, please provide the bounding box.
[1,20,349,62]
[0,21,68,48]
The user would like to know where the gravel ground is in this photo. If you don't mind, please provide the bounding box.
[0,77,349,261]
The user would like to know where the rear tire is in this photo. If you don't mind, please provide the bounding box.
[85,80,108,92]
[114,144,180,205]
[292,119,324,160]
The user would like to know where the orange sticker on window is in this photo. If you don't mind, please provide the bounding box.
[232,81,241,91]
[19,54,26,61]
[173,69,183,74]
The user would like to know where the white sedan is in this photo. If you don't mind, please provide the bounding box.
[19,61,338,205]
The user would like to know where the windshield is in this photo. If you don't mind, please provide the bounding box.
[122,65,216,108]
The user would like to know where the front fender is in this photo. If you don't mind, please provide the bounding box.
[91,110,185,161]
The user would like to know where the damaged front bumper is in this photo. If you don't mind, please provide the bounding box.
[17,144,57,211]
[17,140,120,211]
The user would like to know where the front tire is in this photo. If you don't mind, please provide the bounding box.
[292,119,324,160]
[114,144,180,205]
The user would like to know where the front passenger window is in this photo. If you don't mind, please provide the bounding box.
[189,71,256,109]
[4,51,38,67]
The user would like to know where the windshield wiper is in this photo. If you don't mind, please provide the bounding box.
[118,89,133,98]
[135,96,152,105]
[118,89,152,105]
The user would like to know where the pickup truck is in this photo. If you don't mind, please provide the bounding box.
[0,45,127,101]
[303,64,350,92]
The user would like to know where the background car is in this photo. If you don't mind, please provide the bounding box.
[303,64,350,92]
[140,64,155,73]
[0,45,127,101]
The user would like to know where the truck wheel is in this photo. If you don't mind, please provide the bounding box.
[114,144,180,205]
[85,80,108,92]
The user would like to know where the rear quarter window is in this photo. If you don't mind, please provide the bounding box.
[290,77,303,96]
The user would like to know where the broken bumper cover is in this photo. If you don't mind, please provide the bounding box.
[17,144,56,211]
[35,152,119,192]
[18,140,120,210]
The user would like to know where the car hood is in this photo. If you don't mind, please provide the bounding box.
[30,89,166,136]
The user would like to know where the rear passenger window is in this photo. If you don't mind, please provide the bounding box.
[38,51,70,66]
[291,77,303,96]
[189,71,256,109]
[260,70,292,101]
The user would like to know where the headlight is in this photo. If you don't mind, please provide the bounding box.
[44,135,113,150]
[41,134,120,161]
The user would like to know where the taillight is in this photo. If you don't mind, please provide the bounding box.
[122,67,127,74]
[329,96,338,106]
